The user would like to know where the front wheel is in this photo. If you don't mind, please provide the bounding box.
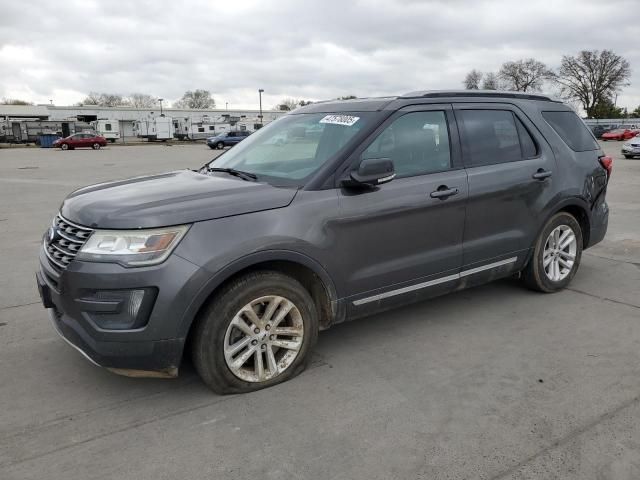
[192,271,318,394]
[624,155,633,159]
[522,212,583,293]
[216,141,225,149]
[60,143,69,150]
[92,143,101,150]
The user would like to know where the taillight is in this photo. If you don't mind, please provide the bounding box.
[599,155,613,178]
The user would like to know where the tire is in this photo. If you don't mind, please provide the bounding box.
[208,145,216,150]
[192,271,319,394]
[60,143,69,150]
[624,155,633,159]
[217,141,225,149]
[522,212,583,293]
[92,143,101,150]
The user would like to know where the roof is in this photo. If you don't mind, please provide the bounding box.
[0,104,50,118]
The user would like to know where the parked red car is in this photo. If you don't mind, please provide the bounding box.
[54,133,107,150]
[601,128,639,141]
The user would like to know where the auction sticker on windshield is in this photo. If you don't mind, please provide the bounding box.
[319,115,360,127]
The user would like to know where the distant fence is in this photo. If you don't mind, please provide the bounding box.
[583,118,640,127]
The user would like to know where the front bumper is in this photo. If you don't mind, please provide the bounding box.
[37,246,205,377]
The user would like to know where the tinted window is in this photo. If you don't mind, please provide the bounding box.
[459,110,522,166]
[105,123,112,131]
[515,117,538,158]
[209,126,215,131]
[542,111,598,151]
[362,111,451,178]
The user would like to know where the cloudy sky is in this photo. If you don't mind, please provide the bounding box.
[1,0,638,111]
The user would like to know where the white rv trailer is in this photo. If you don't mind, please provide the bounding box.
[90,119,120,142]
[134,115,174,141]
[0,118,92,143]
[173,114,254,140]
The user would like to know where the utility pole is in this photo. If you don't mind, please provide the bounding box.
[158,98,164,116]
[258,89,264,128]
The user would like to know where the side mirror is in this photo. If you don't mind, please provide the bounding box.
[344,158,395,187]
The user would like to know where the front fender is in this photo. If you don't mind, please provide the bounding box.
[174,249,339,339]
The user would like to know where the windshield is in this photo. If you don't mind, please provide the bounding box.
[207,112,373,186]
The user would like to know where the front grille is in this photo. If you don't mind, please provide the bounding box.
[44,215,94,270]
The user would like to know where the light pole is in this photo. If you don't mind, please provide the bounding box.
[158,98,164,116]
[258,89,264,128]
[225,102,228,111]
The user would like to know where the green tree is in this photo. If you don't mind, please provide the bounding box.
[591,98,625,119]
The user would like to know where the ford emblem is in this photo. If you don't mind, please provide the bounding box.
[47,226,59,244]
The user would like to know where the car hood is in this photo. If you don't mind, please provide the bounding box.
[60,169,298,229]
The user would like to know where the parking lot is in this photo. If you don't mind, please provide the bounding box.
[0,141,639,479]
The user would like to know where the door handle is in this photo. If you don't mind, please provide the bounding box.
[430,186,459,199]
[532,169,552,180]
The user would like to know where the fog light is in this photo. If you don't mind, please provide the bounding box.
[79,288,157,330]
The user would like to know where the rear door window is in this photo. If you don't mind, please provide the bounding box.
[458,110,527,167]
[542,111,598,151]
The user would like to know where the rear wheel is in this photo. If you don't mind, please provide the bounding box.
[522,212,583,293]
[624,155,633,159]
[192,271,318,394]
[92,143,101,150]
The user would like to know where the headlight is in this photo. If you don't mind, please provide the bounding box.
[77,225,189,267]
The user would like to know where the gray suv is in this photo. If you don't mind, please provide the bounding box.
[36,91,611,393]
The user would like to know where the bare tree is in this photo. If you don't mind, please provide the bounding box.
[554,50,631,118]
[127,93,157,108]
[79,92,128,107]
[275,98,300,111]
[498,58,553,92]
[482,72,500,90]
[173,89,215,109]
[79,92,102,105]
[338,95,357,100]
[1,98,33,105]
[298,100,313,107]
[463,69,483,90]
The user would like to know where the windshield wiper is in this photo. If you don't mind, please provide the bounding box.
[206,167,258,181]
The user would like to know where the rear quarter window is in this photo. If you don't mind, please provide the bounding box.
[542,111,598,152]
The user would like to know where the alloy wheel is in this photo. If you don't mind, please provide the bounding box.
[224,295,304,383]
[543,224,577,282]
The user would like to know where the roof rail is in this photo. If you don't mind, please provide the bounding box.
[400,90,560,102]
